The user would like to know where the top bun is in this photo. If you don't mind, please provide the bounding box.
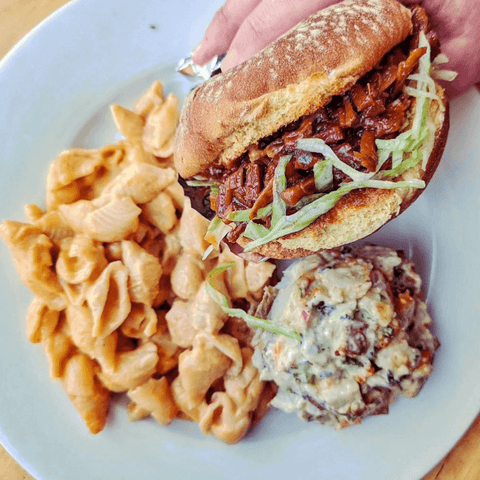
[174,0,413,178]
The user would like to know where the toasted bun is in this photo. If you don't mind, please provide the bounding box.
[174,0,413,178]
[236,86,449,259]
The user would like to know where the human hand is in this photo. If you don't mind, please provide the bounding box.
[405,0,480,97]
[192,0,480,98]
[192,0,338,70]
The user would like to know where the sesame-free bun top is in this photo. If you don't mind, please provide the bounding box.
[174,0,413,178]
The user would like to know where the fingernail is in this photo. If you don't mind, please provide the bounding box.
[191,43,207,65]
[221,49,239,72]
[191,43,202,56]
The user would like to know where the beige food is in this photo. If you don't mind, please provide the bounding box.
[0,81,276,444]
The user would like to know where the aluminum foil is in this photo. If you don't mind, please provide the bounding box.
[176,53,226,87]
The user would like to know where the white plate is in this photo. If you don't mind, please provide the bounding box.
[1,1,480,479]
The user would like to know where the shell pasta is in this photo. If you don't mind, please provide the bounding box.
[0,81,277,443]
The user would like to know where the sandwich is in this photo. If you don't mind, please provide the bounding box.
[174,0,450,259]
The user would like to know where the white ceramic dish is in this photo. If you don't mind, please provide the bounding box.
[1,1,480,479]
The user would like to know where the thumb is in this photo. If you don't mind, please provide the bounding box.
[439,37,480,98]
[221,0,339,71]
[192,0,262,66]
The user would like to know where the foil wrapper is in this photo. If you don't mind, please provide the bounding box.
[176,53,225,87]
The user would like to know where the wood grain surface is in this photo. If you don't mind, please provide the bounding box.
[0,1,479,479]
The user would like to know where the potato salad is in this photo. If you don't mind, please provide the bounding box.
[252,245,439,428]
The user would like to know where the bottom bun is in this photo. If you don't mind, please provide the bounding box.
[236,87,449,260]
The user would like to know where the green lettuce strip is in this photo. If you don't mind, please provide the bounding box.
[296,138,371,182]
[313,157,333,191]
[242,178,424,251]
[227,204,272,222]
[244,221,269,240]
[272,155,290,225]
[186,177,221,188]
[205,263,301,341]
[206,216,232,244]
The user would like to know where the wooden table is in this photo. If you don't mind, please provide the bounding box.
[0,1,479,479]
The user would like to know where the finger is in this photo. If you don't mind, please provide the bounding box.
[422,0,480,97]
[221,0,339,71]
[439,38,480,98]
[192,0,262,66]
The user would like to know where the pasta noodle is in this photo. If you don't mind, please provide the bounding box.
[57,235,107,285]
[0,81,277,443]
[97,342,159,393]
[65,303,96,357]
[0,221,66,310]
[87,261,131,339]
[178,201,211,256]
[170,253,205,300]
[198,347,264,444]
[45,148,105,211]
[26,298,61,344]
[41,317,75,379]
[30,208,75,246]
[148,317,181,375]
[177,334,234,409]
[102,163,177,204]
[127,377,178,425]
[110,105,145,144]
[60,195,142,242]
[60,353,110,434]
[120,303,158,339]
[133,80,164,118]
[121,240,163,305]
[142,93,179,158]
[142,191,177,234]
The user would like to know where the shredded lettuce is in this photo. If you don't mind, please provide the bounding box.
[272,155,290,225]
[432,53,458,81]
[186,177,221,188]
[242,177,424,250]
[226,210,251,222]
[313,158,333,191]
[375,31,436,173]
[376,148,423,180]
[202,245,215,261]
[204,215,232,248]
[243,221,270,240]
[205,263,301,341]
[432,69,458,82]
[227,204,272,222]
[297,138,371,182]
[433,53,449,65]
[407,73,437,90]
[202,216,232,259]
[413,31,434,147]
[293,192,325,210]
[404,86,440,100]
